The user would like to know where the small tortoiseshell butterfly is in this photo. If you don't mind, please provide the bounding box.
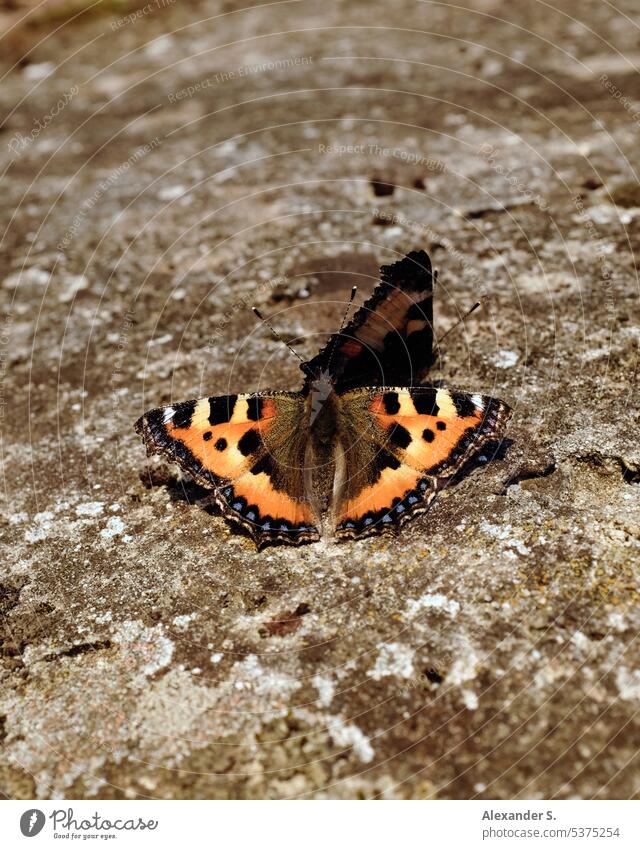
[135,250,512,548]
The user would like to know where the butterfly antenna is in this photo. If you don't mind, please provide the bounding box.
[251,307,314,376]
[436,300,482,347]
[326,286,358,372]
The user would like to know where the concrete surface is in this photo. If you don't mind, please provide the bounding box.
[0,0,639,799]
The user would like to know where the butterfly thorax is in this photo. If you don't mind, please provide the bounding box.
[308,369,334,426]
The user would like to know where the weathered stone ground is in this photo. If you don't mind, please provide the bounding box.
[1,0,639,800]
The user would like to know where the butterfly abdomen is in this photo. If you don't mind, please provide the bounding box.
[309,392,339,515]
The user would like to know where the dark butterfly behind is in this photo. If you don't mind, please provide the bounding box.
[302,249,435,392]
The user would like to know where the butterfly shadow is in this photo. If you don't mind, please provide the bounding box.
[139,467,223,516]
[449,437,515,490]
[139,466,306,549]
[139,466,267,547]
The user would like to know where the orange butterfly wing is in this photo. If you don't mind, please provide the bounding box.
[135,393,319,548]
[334,387,511,539]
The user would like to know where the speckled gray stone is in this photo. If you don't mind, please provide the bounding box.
[0,0,639,800]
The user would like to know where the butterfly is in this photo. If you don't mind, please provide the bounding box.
[135,249,512,548]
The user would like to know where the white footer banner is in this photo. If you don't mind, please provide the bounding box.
[1,800,638,848]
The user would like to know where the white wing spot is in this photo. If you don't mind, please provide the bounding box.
[471,394,484,410]
[163,406,175,424]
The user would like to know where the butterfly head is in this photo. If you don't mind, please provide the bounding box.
[308,367,334,425]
